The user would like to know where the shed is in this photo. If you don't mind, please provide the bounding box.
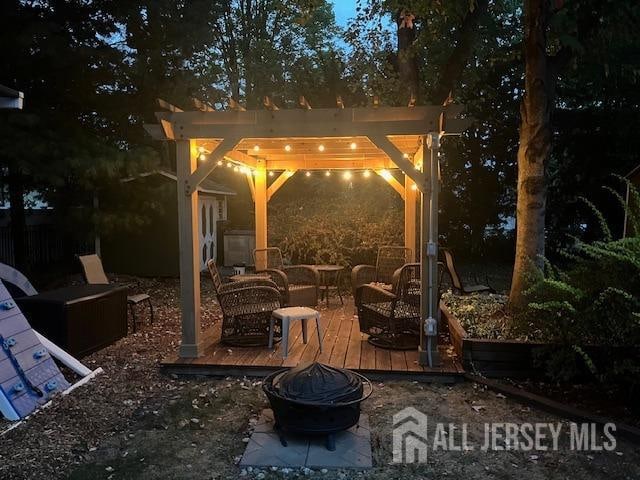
[102,170,235,276]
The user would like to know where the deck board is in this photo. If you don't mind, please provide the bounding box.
[162,297,463,380]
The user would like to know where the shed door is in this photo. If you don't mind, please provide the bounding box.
[198,197,217,271]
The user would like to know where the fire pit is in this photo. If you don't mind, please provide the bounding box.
[262,362,372,451]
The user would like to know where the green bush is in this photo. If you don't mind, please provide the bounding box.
[521,178,640,389]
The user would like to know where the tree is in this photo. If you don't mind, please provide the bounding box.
[509,0,640,306]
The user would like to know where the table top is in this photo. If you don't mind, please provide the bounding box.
[230,273,271,282]
[313,264,344,272]
[16,284,127,305]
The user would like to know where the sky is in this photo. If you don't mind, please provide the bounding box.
[329,0,357,28]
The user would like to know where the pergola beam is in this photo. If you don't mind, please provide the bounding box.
[367,134,425,188]
[267,171,295,201]
[376,170,405,199]
[186,136,241,194]
[157,98,183,112]
[246,171,256,202]
[264,158,397,171]
[158,106,453,140]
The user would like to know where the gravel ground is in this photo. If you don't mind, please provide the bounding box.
[1,277,638,480]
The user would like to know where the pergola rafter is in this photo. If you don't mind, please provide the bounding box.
[145,101,472,366]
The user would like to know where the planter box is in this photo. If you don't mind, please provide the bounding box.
[441,302,548,378]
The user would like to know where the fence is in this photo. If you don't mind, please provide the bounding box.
[0,224,93,268]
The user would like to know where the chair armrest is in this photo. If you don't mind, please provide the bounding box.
[355,283,397,307]
[219,279,278,294]
[217,286,282,312]
[256,268,289,292]
[283,265,320,286]
[351,265,376,291]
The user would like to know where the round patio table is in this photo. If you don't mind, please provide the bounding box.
[313,265,345,307]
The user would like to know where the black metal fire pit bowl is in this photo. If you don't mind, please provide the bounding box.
[262,362,373,451]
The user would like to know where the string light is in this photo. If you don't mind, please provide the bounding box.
[379,169,392,180]
[305,171,311,177]
[197,146,205,154]
[284,144,292,152]
[269,171,275,177]
[325,171,331,177]
[411,184,418,190]
[217,160,223,166]
[343,171,352,180]
[253,145,260,152]
[198,153,206,162]
[350,142,357,150]
[233,166,239,172]
[363,170,371,178]
[240,166,249,174]
[403,153,409,159]
[226,162,232,168]
[318,144,325,152]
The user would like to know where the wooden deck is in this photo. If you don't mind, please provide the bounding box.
[161,298,464,381]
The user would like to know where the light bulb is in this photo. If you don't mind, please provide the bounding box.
[363,170,371,178]
[268,171,274,177]
[198,146,205,154]
[253,145,260,152]
[233,166,239,172]
[411,184,418,190]
[380,169,392,180]
[305,171,311,177]
[318,144,325,152]
[343,171,352,180]
[284,144,292,152]
[325,171,331,177]
[198,154,206,162]
[227,162,232,168]
[217,160,223,166]
[403,153,409,159]
[350,142,357,150]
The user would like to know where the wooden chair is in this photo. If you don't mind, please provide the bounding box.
[440,248,495,294]
[77,254,153,332]
[351,246,413,296]
[206,260,283,346]
[355,263,421,350]
[253,247,319,308]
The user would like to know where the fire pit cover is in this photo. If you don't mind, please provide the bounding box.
[276,362,363,404]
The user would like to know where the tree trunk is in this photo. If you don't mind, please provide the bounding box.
[396,10,419,102]
[8,163,28,272]
[509,0,553,307]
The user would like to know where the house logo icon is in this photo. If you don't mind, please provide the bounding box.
[392,407,429,463]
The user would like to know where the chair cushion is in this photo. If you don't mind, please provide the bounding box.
[127,294,150,304]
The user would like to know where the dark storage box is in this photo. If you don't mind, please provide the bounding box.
[16,285,128,358]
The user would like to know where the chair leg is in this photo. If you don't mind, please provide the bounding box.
[130,303,137,333]
[268,316,275,350]
[281,318,290,359]
[301,318,308,344]
[315,313,323,352]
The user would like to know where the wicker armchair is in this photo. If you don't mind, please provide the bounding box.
[355,263,421,350]
[253,247,319,307]
[206,260,283,346]
[351,246,413,296]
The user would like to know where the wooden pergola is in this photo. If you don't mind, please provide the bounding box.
[146,98,471,367]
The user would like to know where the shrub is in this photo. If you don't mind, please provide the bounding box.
[521,178,640,390]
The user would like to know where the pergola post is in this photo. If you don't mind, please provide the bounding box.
[254,158,268,270]
[418,133,441,366]
[404,172,417,262]
[176,139,203,358]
